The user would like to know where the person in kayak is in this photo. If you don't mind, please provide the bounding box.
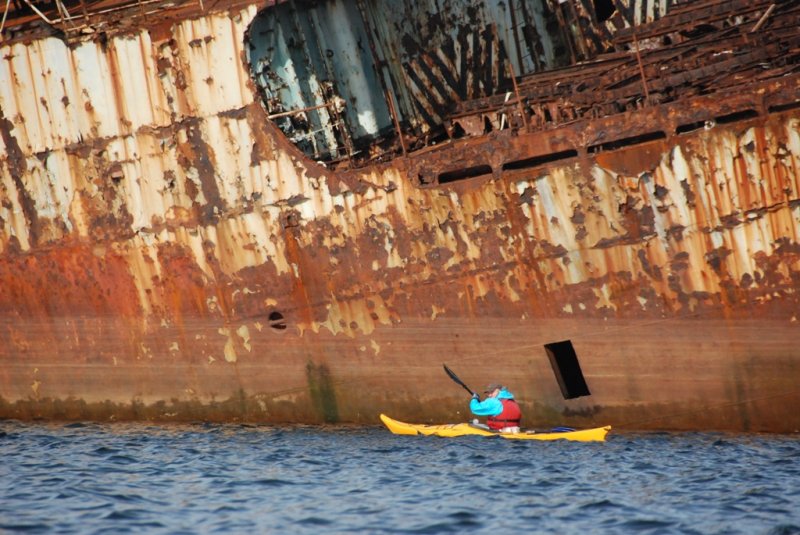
[470,383,522,433]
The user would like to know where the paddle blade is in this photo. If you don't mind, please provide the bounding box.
[443,364,458,382]
[442,364,476,396]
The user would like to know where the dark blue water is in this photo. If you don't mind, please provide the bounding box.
[1,422,799,534]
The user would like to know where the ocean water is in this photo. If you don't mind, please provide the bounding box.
[1,422,799,534]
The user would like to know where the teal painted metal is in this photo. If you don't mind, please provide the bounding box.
[245,0,572,162]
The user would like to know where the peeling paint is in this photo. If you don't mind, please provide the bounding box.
[0,0,799,430]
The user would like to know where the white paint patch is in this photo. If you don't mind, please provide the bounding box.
[237,325,251,352]
[218,327,237,363]
[594,283,615,311]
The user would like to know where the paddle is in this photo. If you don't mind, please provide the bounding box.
[443,364,478,398]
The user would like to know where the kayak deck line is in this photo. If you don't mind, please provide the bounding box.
[379,414,611,442]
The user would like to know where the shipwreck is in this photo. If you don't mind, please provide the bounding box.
[1,0,799,431]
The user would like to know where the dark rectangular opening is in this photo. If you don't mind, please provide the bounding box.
[587,131,665,153]
[502,149,578,171]
[676,120,706,135]
[438,164,493,184]
[715,109,758,125]
[768,101,800,114]
[544,340,591,399]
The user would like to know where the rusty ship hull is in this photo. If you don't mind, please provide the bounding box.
[1,0,799,431]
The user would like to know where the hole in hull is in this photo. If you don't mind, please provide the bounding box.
[715,109,758,125]
[544,340,591,400]
[676,120,706,135]
[269,311,287,330]
[769,101,800,114]
[438,164,493,184]
[588,131,666,153]
[502,149,578,171]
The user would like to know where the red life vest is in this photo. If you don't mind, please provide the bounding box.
[487,398,522,430]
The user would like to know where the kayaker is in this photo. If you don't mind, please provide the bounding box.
[470,383,522,433]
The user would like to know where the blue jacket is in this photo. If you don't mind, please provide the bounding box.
[470,388,515,417]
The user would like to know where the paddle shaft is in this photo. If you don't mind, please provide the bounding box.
[443,364,477,397]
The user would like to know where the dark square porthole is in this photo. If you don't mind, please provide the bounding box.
[544,340,591,399]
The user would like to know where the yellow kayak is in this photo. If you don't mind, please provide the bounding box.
[380,414,611,442]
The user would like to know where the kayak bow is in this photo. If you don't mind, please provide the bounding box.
[380,414,610,442]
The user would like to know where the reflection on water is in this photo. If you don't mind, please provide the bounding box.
[1,422,799,534]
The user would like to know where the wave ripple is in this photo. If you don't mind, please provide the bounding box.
[1,423,799,533]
